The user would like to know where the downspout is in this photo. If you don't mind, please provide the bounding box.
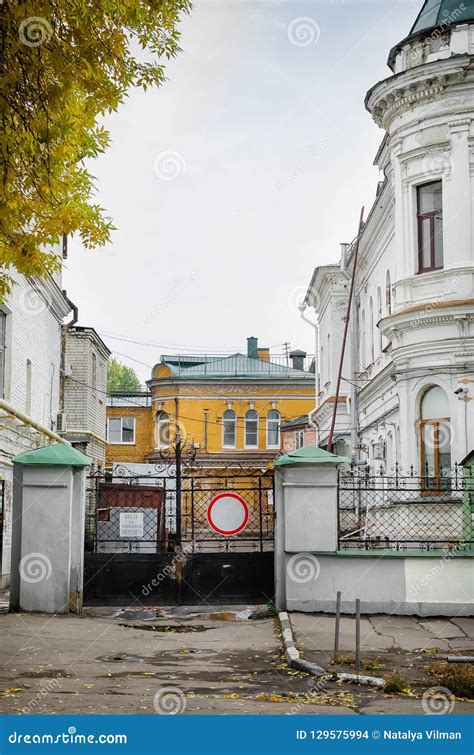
[60,291,78,414]
[340,243,359,463]
[327,207,364,454]
[298,305,320,408]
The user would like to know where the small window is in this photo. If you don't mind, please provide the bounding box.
[369,297,374,364]
[91,353,97,393]
[417,182,443,273]
[156,411,170,448]
[222,409,237,448]
[245,410,259,448]
[266,410,280,448]
[107,416,135,444]
[295,429,304,449]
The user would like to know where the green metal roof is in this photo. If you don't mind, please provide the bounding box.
[280,415,309,430]
[410,0,474,35]
[275,445,350,467]
[13,443,93,467]
[388,0,474,68]
[161,353,313,381]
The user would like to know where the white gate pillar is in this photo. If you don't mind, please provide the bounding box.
[10,443,92,614]
[274,446,349,611]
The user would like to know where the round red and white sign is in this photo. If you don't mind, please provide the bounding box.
[207,493,249,536]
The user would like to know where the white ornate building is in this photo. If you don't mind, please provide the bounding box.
[303,0,474,473]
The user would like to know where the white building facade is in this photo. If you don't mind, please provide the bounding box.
[304,1,474,474]
[0,257,73,586]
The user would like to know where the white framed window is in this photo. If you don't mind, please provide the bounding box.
[107,416,135,444]
[222,409,237,448]
[156,411,170,448]
[245,409,259,448]
[266,409,280,448]
[295,429,304,449]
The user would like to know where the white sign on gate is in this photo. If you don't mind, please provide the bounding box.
[119,512,144,538]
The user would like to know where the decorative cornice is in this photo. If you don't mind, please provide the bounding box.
[366,56,471,130]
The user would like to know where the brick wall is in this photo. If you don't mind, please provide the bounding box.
[105,406,153,465]
[281,425,316,453]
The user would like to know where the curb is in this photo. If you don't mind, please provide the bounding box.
[278,611,384,688]
[278,611,325,677]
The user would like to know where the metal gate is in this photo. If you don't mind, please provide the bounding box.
[84,461,274,605]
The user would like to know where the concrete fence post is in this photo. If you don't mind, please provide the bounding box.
[10,443,92,614]
[274,445,349,611]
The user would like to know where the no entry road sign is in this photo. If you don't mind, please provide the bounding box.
[206,492,249,536]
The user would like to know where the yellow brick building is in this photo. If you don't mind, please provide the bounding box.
[106,337,315,470]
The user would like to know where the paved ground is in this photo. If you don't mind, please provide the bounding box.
[290,612,474,714]
[0,600,472,715]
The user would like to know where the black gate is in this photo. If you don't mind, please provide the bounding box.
[84,462,274,605]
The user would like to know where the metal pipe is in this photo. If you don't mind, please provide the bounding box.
[355,598,361,672]
[334,590,341,662]
[0,400,70,445]
[299,306,320,409]
[328,207,365,453]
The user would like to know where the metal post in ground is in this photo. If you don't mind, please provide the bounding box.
[334,591,342,663]
[355,598,361,673]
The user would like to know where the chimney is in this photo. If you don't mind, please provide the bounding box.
[257,348,270,362]
[290,349,306,371]
[247,336,258,359]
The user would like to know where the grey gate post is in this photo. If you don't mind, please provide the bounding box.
[274,445,349,612]
[10,443,92,614]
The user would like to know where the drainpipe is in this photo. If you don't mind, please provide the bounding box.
[340,243,358,463]
[60,291,78,414]
[298,304,319,407]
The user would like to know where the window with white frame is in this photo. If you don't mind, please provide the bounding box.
[222,409,237,448]
[295,429,304,449]
[245,409,259,448]
[107,416,135,444]
[156,411,170,448]
[266,409,280,448]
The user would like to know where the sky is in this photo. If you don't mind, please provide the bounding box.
[63,0,422,384]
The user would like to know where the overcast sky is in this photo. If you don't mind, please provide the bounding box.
[63,0,421,384]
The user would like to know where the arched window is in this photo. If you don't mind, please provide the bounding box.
[156,410,170,448]
[377,287,382,351]
[266,410,280,448]
[420,386,451,483]
[222,409,237,448]
[386,270,392,315]
[360,309,366,369]
[369,297,374,364]
[245,409,259,448]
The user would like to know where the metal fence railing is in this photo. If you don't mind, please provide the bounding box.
[338,464,473,552]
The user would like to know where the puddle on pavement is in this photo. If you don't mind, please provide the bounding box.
[97,654,144,663]
[118,623,208,633]
[87,607,261,623]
